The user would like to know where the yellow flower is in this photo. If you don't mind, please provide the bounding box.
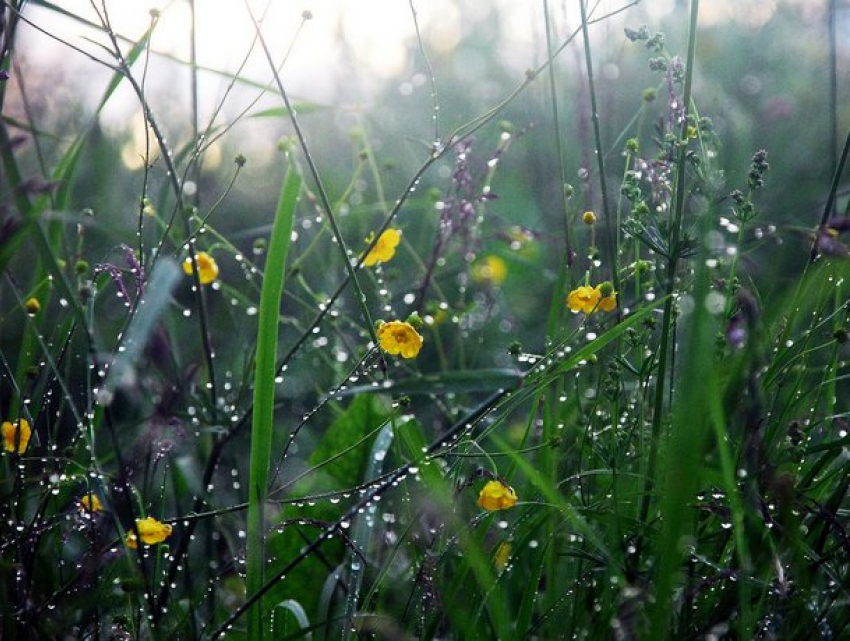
[582,211,597,225]
[24,297,41,315]
[477,480,518,511]
[567,284,617,314]
[2,419,31,454]
[472,255,507,285]
[377,320,423,358]
[126,517,173,549]
[567,285,600,314]
[494,542,511,571]
[183,251,219,285]
[79,494,104,513]
[363,229,401,267]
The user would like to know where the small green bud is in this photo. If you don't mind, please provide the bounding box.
[120,578,144,593]
[598,281,614,297]
[405,312,423,329]
[24,297,41,315]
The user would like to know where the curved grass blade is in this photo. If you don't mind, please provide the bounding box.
[342,422,394,640]
[273,599,312,640]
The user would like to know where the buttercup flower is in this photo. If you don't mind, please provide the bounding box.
[582,211,597,225]
[363,229,401,267]
[472,255,507,285]
[2,419,31,454]
[79,494,104,513]
[183,251,219,285]
[567,283,617,314]
[477,480,518,511]
[24,297,41,315]
[567,285,600,314]
[126,517,173,549]
[494,542,512,571]
[377,320,423,358]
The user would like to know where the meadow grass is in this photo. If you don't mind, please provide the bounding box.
[1,1,849,639]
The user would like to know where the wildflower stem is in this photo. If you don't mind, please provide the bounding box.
[408,0,440,143]
[542,0,573,266]
[244,1,383,356]
[636,0,700,557]
[578,0,620,296]
[93,0,220,420]
[810,128,850,261]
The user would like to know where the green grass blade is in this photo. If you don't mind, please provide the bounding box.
[273,599,312,640]
[100,258,181,399]
[342,422,394,640]
[246,160,302,640]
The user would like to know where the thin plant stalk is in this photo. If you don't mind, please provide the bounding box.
[636,0,700,551]
[244,1,383,355]
[543,0,574,266]
[578,0,620,295]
